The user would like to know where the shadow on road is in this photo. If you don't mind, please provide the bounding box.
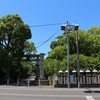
[84,88,100,93]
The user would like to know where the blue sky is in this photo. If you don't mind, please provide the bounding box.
[1,0,100,58]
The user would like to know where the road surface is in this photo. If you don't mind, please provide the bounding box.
[0,86,99,100]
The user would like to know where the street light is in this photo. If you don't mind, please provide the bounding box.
[73,24,80,88]
[61,21,72,88]
[61,22,80,88]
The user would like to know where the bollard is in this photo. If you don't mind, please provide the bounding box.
[7,78,9,85]
[28,78,30,86]
[17,78,19,86]
[39,79,41,86]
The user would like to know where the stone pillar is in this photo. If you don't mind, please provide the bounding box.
[72,69,77,84]
[39,53,45,79]
[83,75,85,84]
[98,75,100,84]
[36,56,40,78]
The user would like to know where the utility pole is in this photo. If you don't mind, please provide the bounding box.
[61,21,71,88]
[76,30,80,88]
[73,24,80,88]
[61,22,80,88]
[66,33,70,88]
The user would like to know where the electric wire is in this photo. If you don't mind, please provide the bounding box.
[30,23,62,27]
[36,29,60,48]
[29,22,65,48]
[35,38,56,45]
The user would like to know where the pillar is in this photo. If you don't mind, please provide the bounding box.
[39,53,45,79]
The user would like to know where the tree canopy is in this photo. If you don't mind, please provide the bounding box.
[44,27,100,77]
[0,14,36,81]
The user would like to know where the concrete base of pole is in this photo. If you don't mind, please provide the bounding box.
[78,81,80,88]
[68,83,70,88]
[39,79,41,86]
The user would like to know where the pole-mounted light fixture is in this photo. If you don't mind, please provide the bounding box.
[61,21,80,88]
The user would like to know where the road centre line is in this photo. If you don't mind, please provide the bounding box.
[0,93,99,98]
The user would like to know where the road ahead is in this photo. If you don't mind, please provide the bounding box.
[0,86,100,100]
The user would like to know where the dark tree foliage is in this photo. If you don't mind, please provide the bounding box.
[0,14,36,82]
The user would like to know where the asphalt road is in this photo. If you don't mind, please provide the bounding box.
[0,86,100,100]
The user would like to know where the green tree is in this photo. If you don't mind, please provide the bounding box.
[0,14,32,80]
[44,59,60,77]
[45,27,100,77]
[24,41,37,54]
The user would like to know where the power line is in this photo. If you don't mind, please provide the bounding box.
[36,29,60,48]
[31,22,65,48]
[34,38,55,45]
[30,23,62,27]
[35,41,45,45]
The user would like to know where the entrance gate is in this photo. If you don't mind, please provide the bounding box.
[23,53,45,79]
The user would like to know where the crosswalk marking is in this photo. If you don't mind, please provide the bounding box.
[86,96,95,100]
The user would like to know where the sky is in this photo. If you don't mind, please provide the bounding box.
[0,0,100,58]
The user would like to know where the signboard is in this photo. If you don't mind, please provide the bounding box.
[70,75,74,83]
[54,76,58,81]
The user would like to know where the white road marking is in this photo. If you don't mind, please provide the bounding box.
[86,96,95,100]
